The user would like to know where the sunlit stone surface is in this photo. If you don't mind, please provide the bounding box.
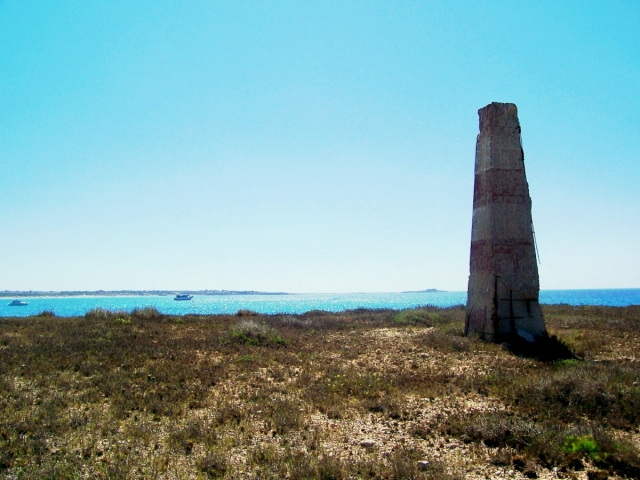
[466,102,547,342]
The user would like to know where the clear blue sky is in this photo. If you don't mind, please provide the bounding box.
[1,1,638,292]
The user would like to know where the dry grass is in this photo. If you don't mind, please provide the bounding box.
[0,305,639,479]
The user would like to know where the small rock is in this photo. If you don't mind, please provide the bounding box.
[417,461,430,470]
[360,440,376,448]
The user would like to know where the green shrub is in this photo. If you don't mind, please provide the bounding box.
[562,435,604,461]
[130,307,162,320]
[84,308,127,320]
[227,320,287,347]
[393,309,436,325]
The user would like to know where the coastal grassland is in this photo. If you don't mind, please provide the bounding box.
[0,305,639,479]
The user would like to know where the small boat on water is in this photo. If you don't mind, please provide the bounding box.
[174,294,193,301]
[8,300,28,306]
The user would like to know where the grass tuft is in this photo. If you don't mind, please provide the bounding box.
[130,307,162,320]
[84,307,128,320]
[226,319,287,347]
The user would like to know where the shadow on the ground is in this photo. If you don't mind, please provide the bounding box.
[504,333,576,362]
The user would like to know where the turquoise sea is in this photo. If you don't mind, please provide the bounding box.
[1,289,639,318]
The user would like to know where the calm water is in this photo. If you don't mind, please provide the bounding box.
[1,289,639,318]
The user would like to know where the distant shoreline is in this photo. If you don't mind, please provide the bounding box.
[0,289,449,298]
[0,290,292,298]
[401,288,445,293]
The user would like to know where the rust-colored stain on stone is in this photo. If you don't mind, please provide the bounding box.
[466,102,547,342]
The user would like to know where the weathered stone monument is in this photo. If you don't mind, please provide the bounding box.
[465,102,547,343]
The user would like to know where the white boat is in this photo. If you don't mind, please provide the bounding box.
[8,300,28,306]
[174,294,193,301]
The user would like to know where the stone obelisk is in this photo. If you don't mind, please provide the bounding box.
[465,102,546,343]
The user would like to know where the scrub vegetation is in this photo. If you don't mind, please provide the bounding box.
[0,304,639,479]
